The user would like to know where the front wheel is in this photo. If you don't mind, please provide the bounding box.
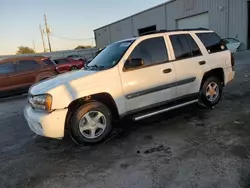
[70,102,112,145]
[199,76,222,107]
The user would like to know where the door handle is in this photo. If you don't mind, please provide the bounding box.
[163,68,172,74]
[199,61,206,65]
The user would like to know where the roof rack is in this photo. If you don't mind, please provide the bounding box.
[140,28,209,36]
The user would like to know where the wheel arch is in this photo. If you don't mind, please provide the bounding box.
[200,68,225,90]
[65,92,119,131]
[35,72,55,82]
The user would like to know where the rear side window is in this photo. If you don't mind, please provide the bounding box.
[18,60,41,72]
[0,62,16,74]
[170,34,202,60]
[170,34,192,60]
[43,58,55,66]
[129,37,169,66]
[54,59,70,65]
[186,34,202,56]
[196,32,227,54]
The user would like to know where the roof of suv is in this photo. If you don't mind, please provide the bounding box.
[114,28,213,45]
[139,28,210,36]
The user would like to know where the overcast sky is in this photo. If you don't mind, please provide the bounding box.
[0,0,168,55]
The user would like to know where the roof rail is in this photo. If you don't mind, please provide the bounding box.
[140,28,209,36]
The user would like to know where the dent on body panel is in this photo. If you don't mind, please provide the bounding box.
[49,84,75,110]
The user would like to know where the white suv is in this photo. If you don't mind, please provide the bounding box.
[24,29,235,144]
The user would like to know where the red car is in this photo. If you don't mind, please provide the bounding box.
[53,58,85,73]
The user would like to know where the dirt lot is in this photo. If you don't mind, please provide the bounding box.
[1,52,250,188]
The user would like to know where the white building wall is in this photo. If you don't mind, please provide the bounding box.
[228,0,248,49]
[132,5,166,36]
[110,18,133,43]
[95,26,111,48]
[94,0,248,49]
[166,0,228,37]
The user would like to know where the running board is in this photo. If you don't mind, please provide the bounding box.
[133,99,198,121]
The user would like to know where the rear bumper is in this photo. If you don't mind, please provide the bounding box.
[24,105,68,138]
[224,67,235,85]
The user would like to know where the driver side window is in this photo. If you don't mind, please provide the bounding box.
[128,37,169,67]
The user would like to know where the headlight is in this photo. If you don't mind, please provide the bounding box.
[29,94,53,111]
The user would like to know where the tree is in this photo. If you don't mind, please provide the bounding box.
[75,45,92,50]
[16,46,35,54]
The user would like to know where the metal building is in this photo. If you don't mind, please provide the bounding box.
[94,0,249,50]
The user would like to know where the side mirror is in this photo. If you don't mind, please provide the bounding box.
[125,58,144,70]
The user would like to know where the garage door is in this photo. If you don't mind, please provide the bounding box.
[177,13,209,29]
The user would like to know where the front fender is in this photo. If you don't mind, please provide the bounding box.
[48,82,126,115]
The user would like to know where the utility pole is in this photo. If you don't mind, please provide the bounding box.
[44,13,52,52]
[39,24,46,52]
[33,40,36,51]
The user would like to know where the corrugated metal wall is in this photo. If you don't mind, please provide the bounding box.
[94,0,248,49]
[166,0,228,37]
[110,18,133,43]
[132,5,166,36]
[228,0,248,49]
[95,26,111,48]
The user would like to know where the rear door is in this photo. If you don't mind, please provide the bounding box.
[168,33,211,98]
[0,61,18,92]
[16,59,42,88]
[196,32,231,70]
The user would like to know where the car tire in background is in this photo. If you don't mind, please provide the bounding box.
[70,66,78,71]
[70,101,112,145]
[199,76,222,107]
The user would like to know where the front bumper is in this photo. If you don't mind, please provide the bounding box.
[24,105,68,138]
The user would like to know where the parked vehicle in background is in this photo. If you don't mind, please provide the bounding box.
[66,54,85,61]
[223,38,242,54]
[24,29,235,145]
[0,56,57,97]
[53,58,85,73]
[84,48,105,66]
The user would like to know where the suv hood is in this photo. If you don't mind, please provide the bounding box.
[29,70,97,95]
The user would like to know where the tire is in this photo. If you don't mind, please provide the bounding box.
[199,76,222,107]
[70,101,112,145]
[70,66,78,71]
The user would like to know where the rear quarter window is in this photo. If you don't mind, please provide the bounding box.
[43,58,56,66]
[54,59,70,65]
[196,32,227,54]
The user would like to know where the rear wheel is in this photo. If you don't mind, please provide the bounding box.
[70,102,112,145]
[70,66,78,71]
[199,76,222,107]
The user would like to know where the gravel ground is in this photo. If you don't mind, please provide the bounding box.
[0,51,250,188]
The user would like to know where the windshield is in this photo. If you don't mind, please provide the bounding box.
[87,40,135,69]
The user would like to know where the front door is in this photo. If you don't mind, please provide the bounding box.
[119,36,176,112]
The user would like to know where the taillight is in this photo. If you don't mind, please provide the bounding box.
[54,67,59,74]
[231,53,235,68]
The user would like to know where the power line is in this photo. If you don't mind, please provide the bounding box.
[50,33,94,41]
